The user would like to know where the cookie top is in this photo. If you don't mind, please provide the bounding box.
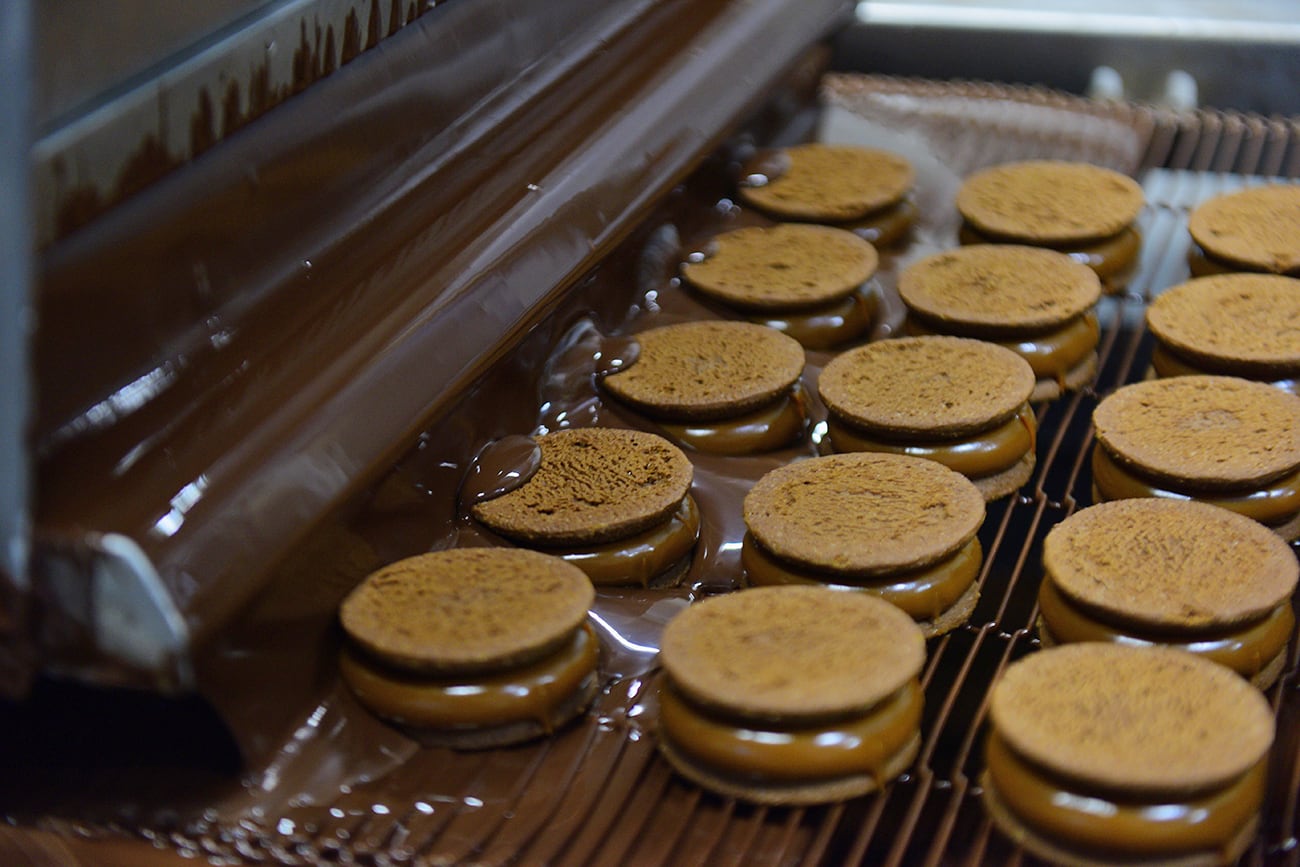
[1147,273,1300,371]
[1188,184,1300,274]
[990,643,1274,795]
[681,224,879,311]
[737,143,915,222]
[472,428,693,546]
[1092,375,1300,489]
[1043,499,1298,629]
[659,586,925,721]
[602,321,805,421]
[898,245,1101,335]
[819,336,1035,436]
[744,453,985,575]
[339,548,595,674]
[956,160,1144,244]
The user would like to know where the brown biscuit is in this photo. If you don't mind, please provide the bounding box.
[681,224,878,310]
[820,336,1035,436]
[1092,375,1300,489]
[1188,184,1300,274]
[990,643,1274,795]
[602,321,805,420]
[956,160,1144,244]
[898,245,1101,335]
[472,428,694,546]
[744,453,985,575]
[339,548,595,674]
[1044,499,1298,630]
[1147,273,1300,373]
[737,143,915,222]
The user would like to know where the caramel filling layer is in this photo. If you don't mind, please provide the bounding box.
[751,284,878,350]
[660,386,808,454]
[960,223,1142,283]
[838,198,919,247]
[1149,342,1300,396]
[556,495,700,586]
[908,313,1099,381]
[1188,244,1300,279]
[742,534,981,620]
[1038,579,1294,677]
[1091,445,1300,527]
[986,732,1267,858]
[827,405,1036,479]
[659,679,922,783]
[340,623,599,729]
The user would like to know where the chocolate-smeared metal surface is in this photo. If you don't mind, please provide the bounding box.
[11,51,1300,867]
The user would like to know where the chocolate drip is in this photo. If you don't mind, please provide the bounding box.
[457,435,542,513]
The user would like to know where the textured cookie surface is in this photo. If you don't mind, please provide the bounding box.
[744,453,985,574]
[682,224,878,310]
[1188,184,1300,273]
[737,143,915,221]
[899,245,1101,333]
[1044,499,1298,629]
[990,644,1274,794]
[956,161,1144,244]
[1092,375,1300,488]
[339,548,594,673]
[659,586,925,719]
[472,428,693,545]
[820,336,1035,435]
[1148,273,1300,369]
[602,321,805,420]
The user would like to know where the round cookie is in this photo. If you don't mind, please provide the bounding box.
[1039,499,1297,687]
[338,548,600,748]
[471,427,694,547]
[681,223,878,311]
[601,321,805,420]
[737,143,915,222]
[983,644,1274,867]
[1187,184,1300,275]
[956,160,1144,245]
[657,586,925,805]
[819,337,1037,500]
[1147,273,1300,385]
[898,245,1102,400]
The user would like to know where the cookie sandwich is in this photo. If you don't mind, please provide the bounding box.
[983,643,1275,867]
[600,321,807,454]
[680,223,880,349]
[1039,499,1297,688]
[1187,183,1300,277]
[956,159,1145,291]
[338,548,600,748]
[1146,272,1300,394]
[899,244,1102,400]
[1091,375,1300,540]
[470,428,700,586]
[656,586,925,805]
[736,142,917,246]
[742,452,985,637]
[819,336,1037,501]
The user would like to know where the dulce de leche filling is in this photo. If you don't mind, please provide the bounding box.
[659,679,922,784]
[827,405,1036,479]
[838,198,919,248]
[1091,445,1300,528]
[985,732,1267,859]
[960,223,1142,285]
[1187,244,1300,279]
[1037,579,1294,678]
[1149,342,1300,396]
[750,283,879,350]
[340,623,600,729]
[555,495,701,586]
[742,534,981,620]
[659,385,808,454]
[908,313,1099,383]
